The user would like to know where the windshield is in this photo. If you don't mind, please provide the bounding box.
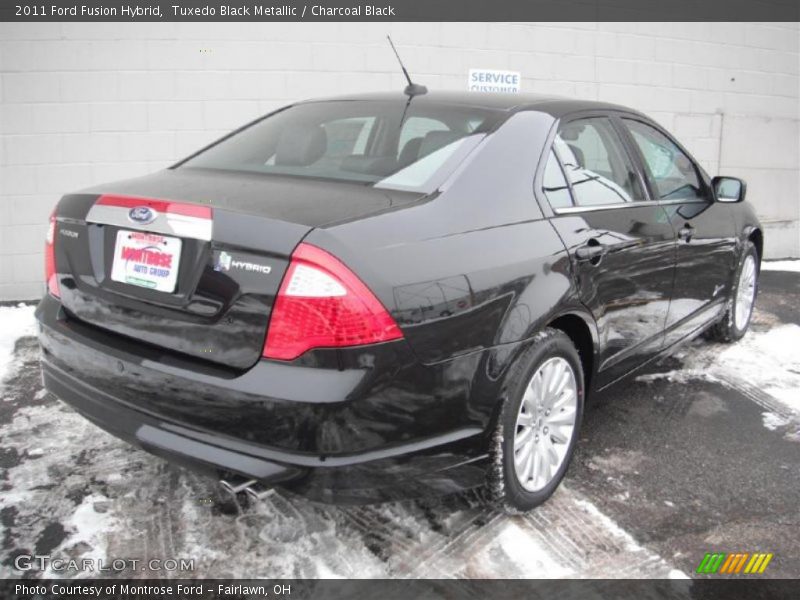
[179,100,503,193]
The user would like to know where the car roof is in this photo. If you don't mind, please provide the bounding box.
[301,90,644,120]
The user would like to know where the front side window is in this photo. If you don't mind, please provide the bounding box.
[554,117,645,206]
[180,101,502,193]
[623,119,706,202]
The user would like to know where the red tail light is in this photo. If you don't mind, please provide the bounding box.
[45,210,60,298]
[263,243,403,361]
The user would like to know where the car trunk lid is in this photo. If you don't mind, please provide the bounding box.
[54,169,421,369]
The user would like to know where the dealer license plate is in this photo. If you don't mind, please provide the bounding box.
[110,229,182,293]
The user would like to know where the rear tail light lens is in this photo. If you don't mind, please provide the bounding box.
[263,243,403,361]
[45,210,60,298]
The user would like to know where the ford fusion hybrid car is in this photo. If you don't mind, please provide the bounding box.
[37,91,762,510]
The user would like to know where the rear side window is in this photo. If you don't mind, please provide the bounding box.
[554,117,645,206]
[180,101,502,193]
[623,119,707,202]
[542,150,573,209]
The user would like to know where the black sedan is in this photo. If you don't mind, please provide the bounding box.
[37,91,762,510]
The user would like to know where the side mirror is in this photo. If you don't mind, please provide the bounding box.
[712,176,746,203]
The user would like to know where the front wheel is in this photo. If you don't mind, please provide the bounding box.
[705,241,759,343]
[488,328,584,512]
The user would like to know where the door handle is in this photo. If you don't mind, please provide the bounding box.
[575,242,605,263]
[678,223,695,242]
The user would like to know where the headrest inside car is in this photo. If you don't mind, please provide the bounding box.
[275,124,327,166]
[398,137,424,166]
[418,131,461,159]
[567,143,585,167]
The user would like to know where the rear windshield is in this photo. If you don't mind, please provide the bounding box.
[179,100,503,193]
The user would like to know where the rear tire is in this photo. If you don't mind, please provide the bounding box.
[705,241,759,343]
[488,328,584,513]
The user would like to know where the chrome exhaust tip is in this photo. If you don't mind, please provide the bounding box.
[245,485,275,502]
[219,478,257,495]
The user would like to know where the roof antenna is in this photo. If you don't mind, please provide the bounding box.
[387,36,427,97]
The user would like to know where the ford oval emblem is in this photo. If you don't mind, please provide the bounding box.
[128,206,157,225]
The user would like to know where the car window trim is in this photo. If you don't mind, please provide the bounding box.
[541,111,655,215]
[607,114,656,203]
[531,115,571,218]
[553,196,707,214]
[544,147,576,211]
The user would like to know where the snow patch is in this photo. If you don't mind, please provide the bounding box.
[492,521,574,577]
[574,495,688,579]
[761,260,800,273]
[668,569,690,579]
[639,325,800,419]
[574,498,645,554]
[44,494,115,578]
[0,304,37,384]
[762,412,791,431]
[636,369,719,385]
[715,324,800,415]
[312,561,345,579]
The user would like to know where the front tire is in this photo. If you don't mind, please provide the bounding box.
[488,328,585,512]
[705,241,759,343]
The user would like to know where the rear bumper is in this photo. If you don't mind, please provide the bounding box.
[36,295,490,503]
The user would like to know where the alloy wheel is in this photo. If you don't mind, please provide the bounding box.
[513,357,578,492]
[734,254,757,330]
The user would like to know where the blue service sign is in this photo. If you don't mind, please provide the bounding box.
[468,69,521,93]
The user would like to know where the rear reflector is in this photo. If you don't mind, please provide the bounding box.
[263,243,403,361]
[45,210,59,298]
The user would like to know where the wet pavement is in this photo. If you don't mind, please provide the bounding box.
[571,268,800,577]
[574,363,800,578]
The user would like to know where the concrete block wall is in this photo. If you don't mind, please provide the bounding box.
[1,22,798,300]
